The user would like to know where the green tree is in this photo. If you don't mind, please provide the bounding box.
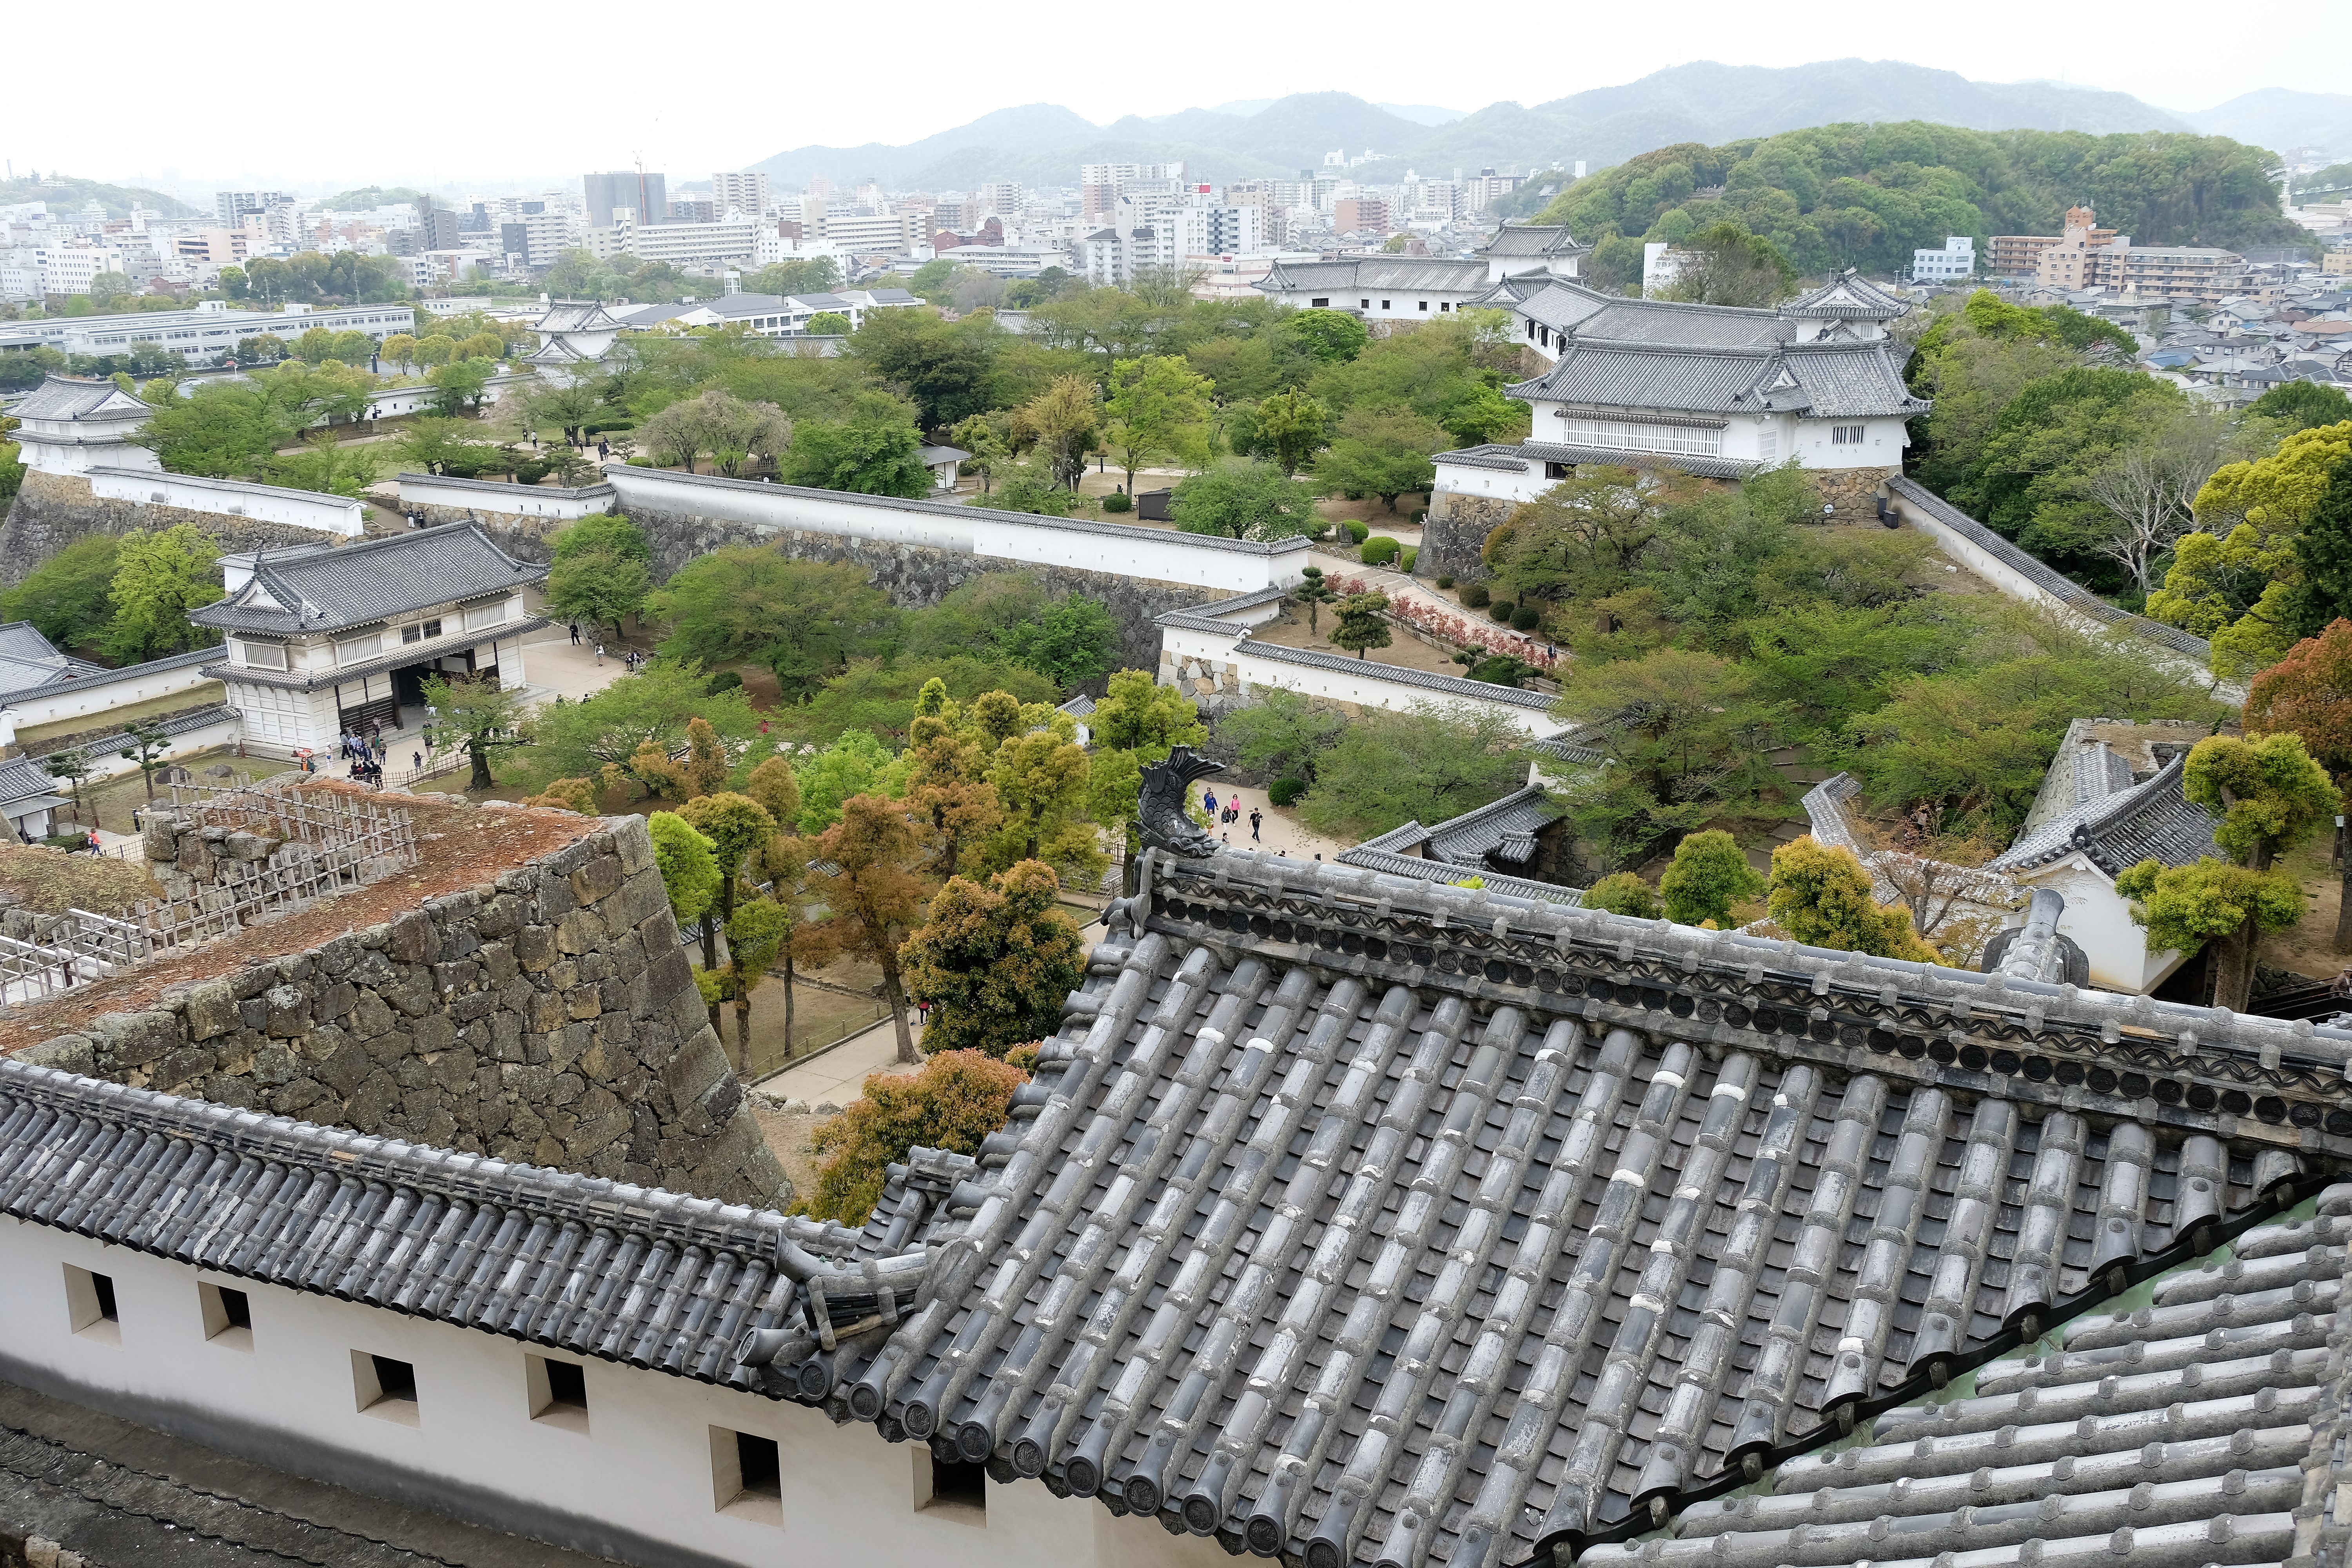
[260,437,381,499]
[1293,563,1336,633]
[782,391,930,496]
[101,524,223,663]
[984,462,1075,517]
[1298,702,1531,840]
[648,811,721,926]
[795,795,935,1064]
[848,307,998,428]
[676,791,781,1057]
[987,729,1089,862]
[1329,591,1393,659]
[2246,620,2352,784]
[806,311,853,336]
[1214,687,1344,785]
[1659,829,1766,927]
[743,256,842,296]
[1284,309,1369,365]
[653,551,899,701]
[2117,856,2305,982]
[1102,354,1214,493]
[1441,384,1528,449]
[1254,387,1331,476]
[796,1049,1027,1225]
[989,594,1118,691]
[2247,381,2352,434]
[1583,872,1662,920]
[512,661,767,795]
[1012,375,1099,491]
[791,657,1056,749]
[899,860,1087,1058]
[0,535,120,651]
[424,356,496,415]
[116,717,172,801]
[640,387,791,477]
[1657,221,1796,307]
[2285,456,2352,640]
[794,728,894,833]
[1552,648,1782,867]
[422,671,532,790]
[1314,405,1445,514]
[1766,837,1941,962]
[1171,459,1324,540]
[380,332,418,373]
[1089,668,1206,756]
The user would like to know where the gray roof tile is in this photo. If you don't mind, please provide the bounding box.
[190,524,548,636]
[1990,752,2222,874]
[1588,1187,2352,1568]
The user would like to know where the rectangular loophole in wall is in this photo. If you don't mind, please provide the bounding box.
[913,1443,987,1525]
[353,1351,419,1426]
[64,1265,120,1346]
[526,1354,589,1434]
[199,1282,252,1351]
[711,1427,781,1525]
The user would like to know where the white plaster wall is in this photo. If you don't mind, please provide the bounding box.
[3,656,218,734]
[0,1220,1229,1568]
[86,468,364,537]
[399,476,617,521]
[600,468,1301,595]
[1792,416,1907,470]
[1230,649,1558,733]
[1432,460,1546,504]
[2019,857,2187,994]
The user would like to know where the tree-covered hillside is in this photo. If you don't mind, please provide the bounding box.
[1533,123,2310,292]
[0,174,197,220]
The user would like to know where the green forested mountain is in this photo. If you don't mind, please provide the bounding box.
[0,174,197,219]
[1532,122,2309,290]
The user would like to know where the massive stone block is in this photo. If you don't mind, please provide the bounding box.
[1418,488,1517,585]
[7,814,788,1210]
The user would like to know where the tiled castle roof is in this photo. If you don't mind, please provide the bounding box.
[1585,1191,2352,1568]
[730,849,2350,1566]
[8,845,2352,1568]
[1990,753,2223,876]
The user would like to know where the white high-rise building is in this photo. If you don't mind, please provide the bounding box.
[713,172,773,216]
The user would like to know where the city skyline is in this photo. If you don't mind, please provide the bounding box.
[4,0,2343,192]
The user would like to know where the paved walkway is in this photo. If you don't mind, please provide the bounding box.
[1198,782,1351,862]
[754,1016,927,1105]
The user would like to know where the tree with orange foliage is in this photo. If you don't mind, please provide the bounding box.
[2247,619,2352,781]
[795,794,933,1064]
[797,1049,1028,1224]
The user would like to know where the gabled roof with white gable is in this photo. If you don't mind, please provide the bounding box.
[1782,268,1912,320]
[11,374,150,421]
[190,524,546,637]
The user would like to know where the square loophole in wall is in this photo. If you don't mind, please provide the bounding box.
[711,1427,782,1525]
[64,1264,120,1346]
[526,1353,589,1434]
[353,1350,419,1426]
[200,1282,252,1351]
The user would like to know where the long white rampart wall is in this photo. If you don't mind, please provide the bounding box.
[597,466,1307,595]
[0,1220,1225,1568]
[398,472,620,521]
[86,468,365,537]
[0,648,219,738]
[1159,616,1562,736]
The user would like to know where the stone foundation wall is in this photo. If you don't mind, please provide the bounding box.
[8,810,789,1210]
[1419,488,1517,584]
[0,472,346,585]
[622,507,1217,673]
[1806,465,1900,522]
[403,501,570,564]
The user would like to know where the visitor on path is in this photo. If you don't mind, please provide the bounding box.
[1250,809,1263,841]
[1202,788,1218,817]
[595,643,604,666]
[570,622,581,645]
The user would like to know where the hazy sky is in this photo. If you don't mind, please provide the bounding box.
[4,0,2330,196]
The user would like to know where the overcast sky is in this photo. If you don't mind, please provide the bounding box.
[4,0,2331,197]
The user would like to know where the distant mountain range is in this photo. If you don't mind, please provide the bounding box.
[744,60,2352,192]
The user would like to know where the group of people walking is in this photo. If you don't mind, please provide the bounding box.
[1198,788,1265,844]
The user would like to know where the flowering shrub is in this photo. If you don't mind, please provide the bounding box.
[1324,575,1560,672]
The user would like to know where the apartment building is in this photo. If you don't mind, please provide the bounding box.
[584,169,668,229]
[711,171,772,215]
[1079,160,1184,216]
[1334,196,1391,234]
[586,218,761,267]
